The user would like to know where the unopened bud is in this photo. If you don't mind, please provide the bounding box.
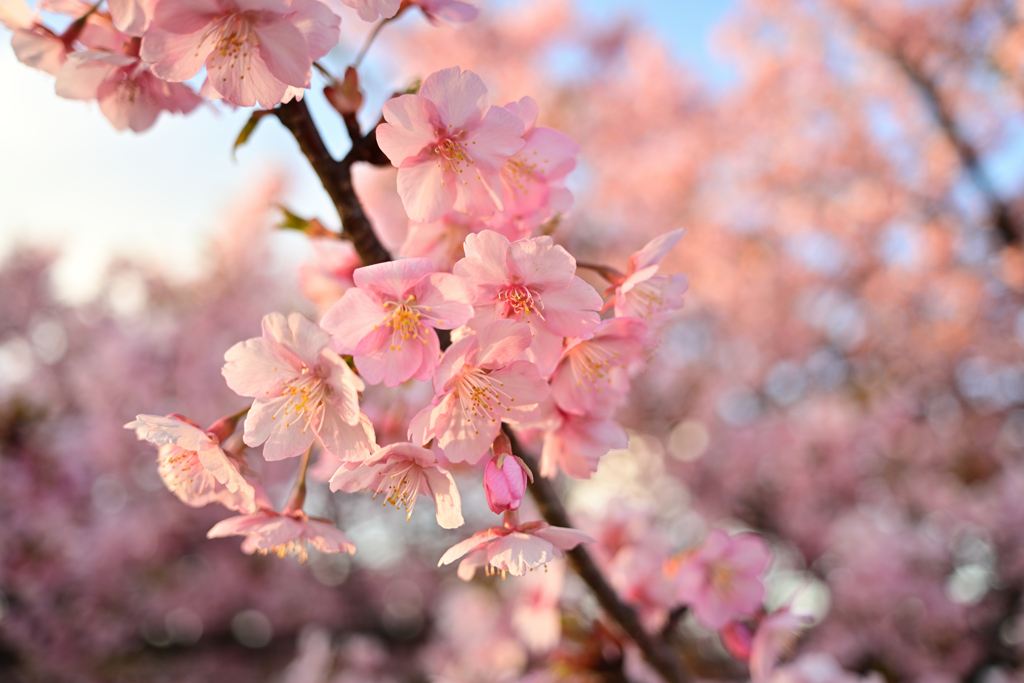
[207,413,242,444]
[484,438,527,514]
[324,67,363,116]
[719,620,754,661]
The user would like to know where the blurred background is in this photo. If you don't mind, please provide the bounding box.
[4,0,1024,681]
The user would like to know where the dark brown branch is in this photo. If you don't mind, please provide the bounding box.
[507,430,689,683]
[837,4,1021,246]
[275,98,391,265]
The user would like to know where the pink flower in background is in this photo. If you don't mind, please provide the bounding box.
[339,0,400,22]
[55,48,202,132]
[538,407,628,479]
[140,0,340,107]
[490,96,579,232]
[608,229,689,321]
[320,257,473,387]
[412,0,478,24]
[107,0,155,36]
[207,508,355,563]
[222,312,375,461]
[453,230,603,375]
[400,211,486,271]
[329,441,464,528]
[376,66,525,222]
[672,529,771,630]
[409,319,548,464]
[439,519,593,579]
[511,559,565,653]
[126,413,256,512]
[549,316,648,417]
[298,237,361,313]
[749,609,813,682]
[482,432,529,514]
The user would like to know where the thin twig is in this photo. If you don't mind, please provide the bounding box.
[506,429,689,683]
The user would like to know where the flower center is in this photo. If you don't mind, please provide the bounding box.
[496,283,545,322]
[382,297,428,351]
[569,341,620,390]
[433,128,475,175]
[456,369,515,435]
[272,367,325,433]
[373,461,423,519]
[710,562,735,595]
[203,13,257,81]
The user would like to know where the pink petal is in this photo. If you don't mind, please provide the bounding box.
[397,159,457,223]
[328,461,381,492]
[141,26,215,82]
[353,257,434,298]
[454,229,512,292]
[253,13,312,87]
[377,94,440,165]
[317,410,377,462]
[421,465,464,529]
[474,319,533,368]
[506,235,575,291]
[463,104,526,170]
[415,273,474,330]
[630,228,685,272]
[353,329,427,387]
[532,525,596,551]
[246,398,318,460]
[488,531,554,576]
[438,527,497,566]
[535,277,602,338]
[222,336,300,398]
[322,287,388,355]
[264,312,330,369]
[304,519,357,554]
[290,0,341,59]
[418,65,487,131]
[321,348,364,425]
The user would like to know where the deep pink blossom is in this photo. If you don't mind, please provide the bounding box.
[549,316,648,417]
[207,508,355,562]
[126,413,256,512]
[320,257,473,387]
[672,529,771,630]
[453,230,603,375]
[329,441,464,528]
[482,433,529,514]
[222,312,375,461]
[55,47,202,132]
[607,229,689,321]
[376,66,526,222]
[439,519,593,579]
[140,0,341,108]
[408,319,549,464]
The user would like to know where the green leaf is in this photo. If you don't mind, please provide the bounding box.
[232,110,271,160]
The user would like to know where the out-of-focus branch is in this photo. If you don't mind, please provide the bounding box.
[506,430,689,683]
[275,98,392,265]
[836,3,1021,246]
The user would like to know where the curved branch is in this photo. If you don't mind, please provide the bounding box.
[274,98,392,265]
[507,430,689,683]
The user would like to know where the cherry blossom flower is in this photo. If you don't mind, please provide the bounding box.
[55,47,202,132]
[483,432,530,514]
[376,66,526,222]
[400,211,486,271]
[607,229,689,321]
[408,319,549,464]
[140,0,341,108]
[453,230,603,375]
[320,257,473,387]
[538,407,628,479]
[549,316,648,417]
[125,413,256,513]
[207,508,355,563]
[222,312,375,461]
[439,518,593,579]
[329,441,464,528]
[510,559,565,653]
[749,608,813,682]
[672,529,771,630]
[338,0,400,22]
[489,96,579,233]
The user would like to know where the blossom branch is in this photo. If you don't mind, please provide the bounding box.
[274,98,392,265]
[506,430,689,683]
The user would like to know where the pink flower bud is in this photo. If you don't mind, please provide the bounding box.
[720,620,755,661]
[324,67,363,116]
[484,447,527,515]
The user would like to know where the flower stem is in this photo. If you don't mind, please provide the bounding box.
[285,446,313,514]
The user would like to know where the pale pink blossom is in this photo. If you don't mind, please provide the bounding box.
[298,237,361,313]
[489,96,579,234]
[107,0,155,36]
[140,0,341,108]
[400,211,486,271]
[453,230,603,375]
[549,316,648,417]
[12,25,68,75]
[222,312,375,461]
[510,559,565,653]
[608,229,689,321]
[339,0,400,22]
[538,405,628,479]
[329,441,464,528]
[439,519,593,579]
[207,508,355,562]
[376,66,526,222]
[55,47,202,132]
[483,433,529,514]
[125,413,256,513]
[672,529,771,630]
[412,0,478,24]
[320,257,473,387]
[408,319,549,464]
[0,0,33,30]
